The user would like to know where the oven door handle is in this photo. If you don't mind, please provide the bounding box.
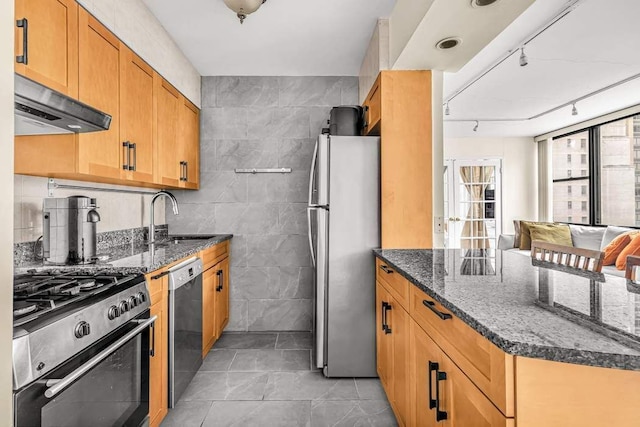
[44,316,157,399]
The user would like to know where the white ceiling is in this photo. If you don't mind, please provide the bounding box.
[443,0,640,138]
[141,0,396,76]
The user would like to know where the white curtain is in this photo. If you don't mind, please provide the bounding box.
[538,139,552,222]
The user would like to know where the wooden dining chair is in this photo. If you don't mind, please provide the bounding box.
[625,255,640,280]
[530,240,604,273]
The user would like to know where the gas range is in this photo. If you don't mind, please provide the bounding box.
[12,270,150,390]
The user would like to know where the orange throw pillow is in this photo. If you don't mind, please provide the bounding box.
[603,233,633,265]
[615,235,640,270]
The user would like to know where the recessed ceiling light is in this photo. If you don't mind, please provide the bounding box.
[471,0,500,7]
[436,38,462,50]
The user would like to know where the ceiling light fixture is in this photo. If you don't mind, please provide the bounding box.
[436,37,462,50]
[223,0,266,24]
[519,47,528,67]
[445,102,451,116]
[572,103,578,116]
[473,121,479,132]
[471,0,501,7]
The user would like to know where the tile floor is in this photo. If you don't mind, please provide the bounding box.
[161,332,397,427]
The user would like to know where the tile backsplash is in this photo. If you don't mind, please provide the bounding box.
[14,175,166,244]
[167,76,359,332]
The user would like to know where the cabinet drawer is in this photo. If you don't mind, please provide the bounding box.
[410,285,514,417]
[376,258,409,310]
[201,241,229,271]
[146,268,167,305]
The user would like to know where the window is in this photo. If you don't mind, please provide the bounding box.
[599,115,640,227]
[552,131,590,224]
[551,113,640,228]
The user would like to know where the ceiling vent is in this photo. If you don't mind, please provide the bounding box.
[471,0,500,7]
[436,38,462,50]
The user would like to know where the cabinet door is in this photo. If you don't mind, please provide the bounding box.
[155,77,181,187]
[214,257,230,337]
[178,97,200,189]
[392,298,411,426]
[149,300,163,427]
[77,9,121,179]
[202,267,217,357]
[15,0,78,96]
[376,281,393,392]
[120,46,154,183]
[413,322,512,427]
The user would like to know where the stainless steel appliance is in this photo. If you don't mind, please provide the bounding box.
[12,271,155,427]
[43,196,101,265]
[308,134,380,377]
[168,257,203,407]
[15,74,112,136]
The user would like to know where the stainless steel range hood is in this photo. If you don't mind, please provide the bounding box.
[14,74,112,136]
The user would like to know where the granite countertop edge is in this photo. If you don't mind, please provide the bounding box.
[15,235,233,276]
[373,249,640,371]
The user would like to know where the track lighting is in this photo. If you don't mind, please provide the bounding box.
[572,103,578,116]
[445,102,450,116]
[519,47,528,67]
[473,121,479,132]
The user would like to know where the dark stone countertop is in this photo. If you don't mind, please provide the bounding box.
[15,234,233,275]
[374,248,640,371]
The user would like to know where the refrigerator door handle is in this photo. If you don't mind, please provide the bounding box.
[307,207,316,268]
[308,138,319,206]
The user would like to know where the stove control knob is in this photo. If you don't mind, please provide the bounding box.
[128,296,137,308]
[136,292,146,304]
[107,305,120,320]
[119,300,130,313]
[74,321,91,338]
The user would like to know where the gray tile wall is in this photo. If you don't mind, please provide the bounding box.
[168,76,359,332]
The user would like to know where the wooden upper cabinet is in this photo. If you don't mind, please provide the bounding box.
[363,74,381,135]
[155,77,182,188]
[178,97,200,189]
[77,9,121,179]
[363,71,433,249]
[14,0,79,97]
[120,46,154,183]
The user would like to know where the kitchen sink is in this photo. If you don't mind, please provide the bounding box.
[168,234,217,240]
[147,235,218,246]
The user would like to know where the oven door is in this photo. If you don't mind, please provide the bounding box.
[14,312,155,427]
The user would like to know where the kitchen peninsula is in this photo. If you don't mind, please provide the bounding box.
[374,248,640,426]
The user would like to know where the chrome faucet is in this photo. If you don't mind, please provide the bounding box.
[149,190,179,245]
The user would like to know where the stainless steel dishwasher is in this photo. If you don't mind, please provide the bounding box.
[168,256,203,408]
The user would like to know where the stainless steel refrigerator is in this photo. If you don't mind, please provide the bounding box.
[307,134,380,377]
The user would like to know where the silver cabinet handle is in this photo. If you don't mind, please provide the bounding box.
[129,143,137,171]
[122,142,130,170]
[16,18,28,64]
[44,316,156,399]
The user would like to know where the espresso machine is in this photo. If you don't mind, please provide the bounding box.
[42,196,101,265]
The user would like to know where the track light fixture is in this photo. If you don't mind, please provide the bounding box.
[572,103,578,116]
[445,102,451,116]
[473,121,479,132]
[519,47,528,67]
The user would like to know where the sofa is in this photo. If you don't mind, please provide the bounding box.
[497,224,640,277]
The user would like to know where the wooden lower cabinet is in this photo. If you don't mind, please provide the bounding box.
[201,242,231,356]
[146,270,168,427]
[376,280,410,426]
[412,322,513,427]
